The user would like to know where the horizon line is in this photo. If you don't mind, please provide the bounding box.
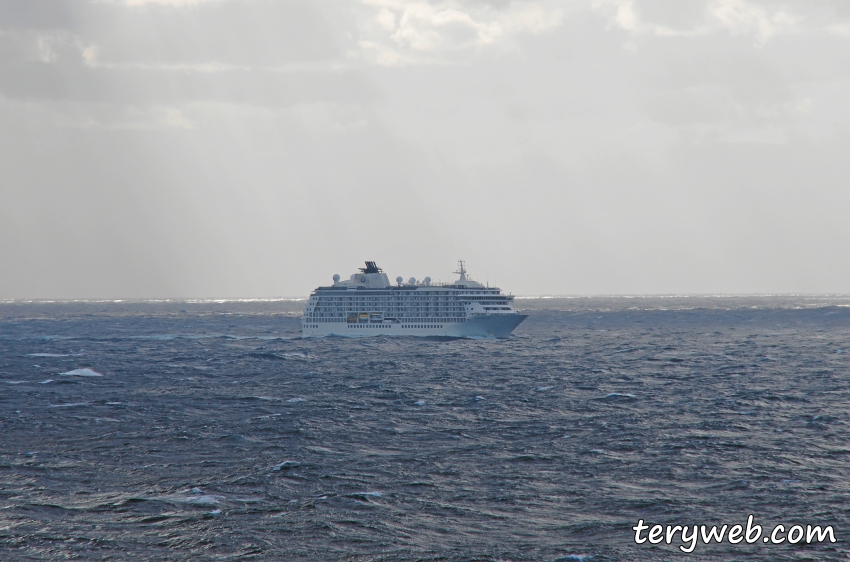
[3,293,850,305]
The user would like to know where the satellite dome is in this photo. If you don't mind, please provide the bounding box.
[396,276,403,284]
[408,277,416,285]
[333,274,340,283]
[423,276,431,285]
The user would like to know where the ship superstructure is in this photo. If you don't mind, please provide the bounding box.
[302,261,527,338]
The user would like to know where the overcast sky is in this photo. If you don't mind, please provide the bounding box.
[1,0,849,298]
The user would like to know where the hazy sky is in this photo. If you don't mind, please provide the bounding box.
[1,0,849,298]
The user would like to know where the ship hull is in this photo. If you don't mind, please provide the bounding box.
[302,314,527,339]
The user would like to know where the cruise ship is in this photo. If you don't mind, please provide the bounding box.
[302,261,527,338]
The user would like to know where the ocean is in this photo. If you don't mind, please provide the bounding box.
[1,296,849,561]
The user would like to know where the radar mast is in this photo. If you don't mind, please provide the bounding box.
[454,260,467,282]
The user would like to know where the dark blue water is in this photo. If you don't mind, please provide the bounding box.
[1,297,849,560]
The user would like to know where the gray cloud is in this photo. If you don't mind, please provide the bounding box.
[1,1,339,63]
[0,1,360,107]
[0,0,76,30]
[0,57,380,107]
[78,1,339,66]
[1,0,849,298]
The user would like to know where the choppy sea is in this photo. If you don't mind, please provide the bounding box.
[1,296,850,561]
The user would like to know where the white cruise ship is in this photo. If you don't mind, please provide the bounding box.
[302,261,527,338]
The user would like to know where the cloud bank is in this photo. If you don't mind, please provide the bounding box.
[1,0,849,298]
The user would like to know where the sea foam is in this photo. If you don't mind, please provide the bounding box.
[60,368,103,377]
